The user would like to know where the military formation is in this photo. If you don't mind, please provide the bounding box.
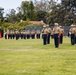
[4,30,40,40]
[41,23,76,48]
[4,23,76,48]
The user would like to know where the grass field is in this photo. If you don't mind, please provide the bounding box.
[0,37,76,75]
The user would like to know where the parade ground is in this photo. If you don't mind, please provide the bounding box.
[0,37,76,75]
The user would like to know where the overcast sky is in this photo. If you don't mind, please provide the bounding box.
[0,0,61,10]
[0,0,30,10]
[0,0,61,16]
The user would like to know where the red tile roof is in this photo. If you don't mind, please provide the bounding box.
[29,21,45,25]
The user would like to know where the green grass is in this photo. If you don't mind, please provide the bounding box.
[0,37,76,75]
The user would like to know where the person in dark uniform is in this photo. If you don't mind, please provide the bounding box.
[31,30,35,39]
[36,30,41,39]
[12,31,15,39]
[8,32,10,39]
[41,25,48,45]
[69,24,75,45]
[23,31,26,39]
[26,30,30,39]
[5,32,8,39]
[15,30,19,40]
[46,25,52,44]
[20,30,24,39]
[59,26,64,44]
[53,23,60,48]
[10,31,13,39]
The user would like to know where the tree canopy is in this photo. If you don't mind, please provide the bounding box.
[0,0,76,30]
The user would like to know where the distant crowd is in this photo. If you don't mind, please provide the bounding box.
[4,30,41,40]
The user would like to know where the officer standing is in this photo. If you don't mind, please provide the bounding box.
[5,32,8,39]
[69,24,75,45]
[36,30,41,39]
[53,23,60,48]
[12,31,15,39]
[26,30,30,39]
[23,30,26,39]
[8,31,10,39]
[10,30,13,39]
[41,25,48,45]
[46,25,52,44]
[59,26,64,44]
[15,30,19,40]
[20,30,24,39]
[31,30,35,39]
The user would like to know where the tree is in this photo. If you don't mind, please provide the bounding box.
[46,0,76,25]
[29,1,35,20]
[21,1,36,21]
[36,10,47,23]
[5,9,18,23]
[21,1,30,20]
[0,7,4,22]
[34,0,57,24]
[34,0,56,12]
[61,0,76,24]
[2,22,14,30]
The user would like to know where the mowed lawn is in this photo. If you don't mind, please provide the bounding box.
[0,37,76,75]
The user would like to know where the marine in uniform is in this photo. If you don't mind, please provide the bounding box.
[46,25,52,44]
[5,32,8,39]
[8,31,10,39]
[20,30,24,39]
[31,30,35,39]
[59,26,64,44]
[69,24,75,45]
[26,30,30,39]
[23,30,26,39]
[15,30,19,40]
[36,30,41,39]
[12,31,15,39]
[41,25,48,45]
[53,23,60,48]
[10,30,13,39]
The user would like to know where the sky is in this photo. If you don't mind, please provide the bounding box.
[0,0,61,16]
[0,0,61,10]
[0,0,30,11]
[0,0,31,16]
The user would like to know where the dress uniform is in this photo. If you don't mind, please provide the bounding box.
[8,32,10,39]
[10,31,13,39]
[12,31,15,39]
[36,30,41,39]
[53,23,60,48]
[59,26,64,44]
[26,30,30,39]
[15,30,19,40]
[31,30,35,39]
[69,24,75,45]
[42,25,48,45]
[23,31,26,39]
[20,31,24,39]
[47,25,52,44]
[5,32,7,39]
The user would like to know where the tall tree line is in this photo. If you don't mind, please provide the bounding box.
[0,0,76,25]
